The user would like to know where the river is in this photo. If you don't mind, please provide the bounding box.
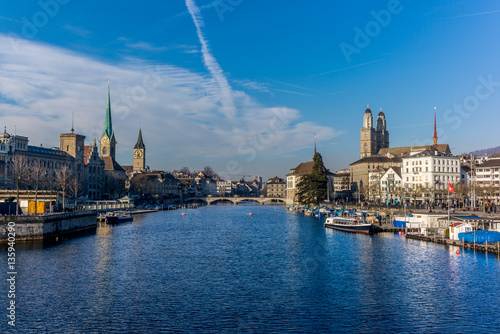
[2,204,500,333]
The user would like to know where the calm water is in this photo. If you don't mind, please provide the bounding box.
[2,205,500,333]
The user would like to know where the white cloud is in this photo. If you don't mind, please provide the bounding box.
[0,35,339,171]
[185,0,236,118]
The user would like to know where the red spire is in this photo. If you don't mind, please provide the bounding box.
[432,107,438,146]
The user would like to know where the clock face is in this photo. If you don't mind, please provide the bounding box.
[101,137,109,145]
[135,150,143,158]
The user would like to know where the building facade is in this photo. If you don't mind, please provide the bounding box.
[401,149,460,203]
[350,156,402,197]
[475,154,500,201]
[266,176,286,198]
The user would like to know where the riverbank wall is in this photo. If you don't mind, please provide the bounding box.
[0,211,97,241]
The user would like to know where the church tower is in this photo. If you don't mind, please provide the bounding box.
[376,108,389,152]
[360,106,377,158]
[100,82,117,160]
[432,107,438,146]
[133,127,146,172]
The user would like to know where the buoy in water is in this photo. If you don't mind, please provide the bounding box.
[456,250,461,255]
[249,213,253,216]
[181,212,186,216]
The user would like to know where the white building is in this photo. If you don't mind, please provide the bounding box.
[401,148,460,203]
[380,167,402,203]
[475,154,500,201]
[217,180,233,196]
[449,222,473,241]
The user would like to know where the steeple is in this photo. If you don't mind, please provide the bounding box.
[432,107,438,146]
[133,125,146,172]
[102,81,114,141]
[134,127,145,150]
[100,81,117,160]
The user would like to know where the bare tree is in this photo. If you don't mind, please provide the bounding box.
[55,165,73,211]
[10,155,30,215]
[179,167,191,176]
[30,160,48,214]
[454,181,469,208]
[68,176,83,210]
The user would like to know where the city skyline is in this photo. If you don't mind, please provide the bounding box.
[0,1,499,180]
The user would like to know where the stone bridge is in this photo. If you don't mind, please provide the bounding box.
[185,196,286,205]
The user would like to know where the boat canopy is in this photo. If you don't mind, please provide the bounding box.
[458,230,500,244]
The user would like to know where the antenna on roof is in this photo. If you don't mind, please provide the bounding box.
[71,111,74,134]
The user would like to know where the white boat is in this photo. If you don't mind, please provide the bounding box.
[324,216,376,234]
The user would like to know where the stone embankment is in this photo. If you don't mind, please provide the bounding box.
[0,211,97,241]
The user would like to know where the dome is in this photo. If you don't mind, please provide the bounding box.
[364,108,372,115]
[378,111,385,117]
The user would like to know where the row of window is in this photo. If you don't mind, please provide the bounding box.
[405,159,459,166]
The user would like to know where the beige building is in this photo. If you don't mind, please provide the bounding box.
[266,176,286,198]
[350,156,403,197]
[286,160,334,205]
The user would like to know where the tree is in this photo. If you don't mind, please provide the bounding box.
[179,167,191,176]
[296,152,327,205]
[10,155,29,215]
[30,160,48,214]
[68,176,83,210]
[454,181,469,208]
[55,165,73,211]
[408,184,424,206]
[202,165,220,179]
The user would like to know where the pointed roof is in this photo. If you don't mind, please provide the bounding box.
[432,107,438,146]
[134,127,145,149]
[102,82,114,140]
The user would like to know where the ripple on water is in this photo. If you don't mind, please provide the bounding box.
[2,205,500,333]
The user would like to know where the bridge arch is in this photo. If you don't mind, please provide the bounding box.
[208,198,236,205]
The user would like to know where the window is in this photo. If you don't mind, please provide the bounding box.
[67,145,69,151]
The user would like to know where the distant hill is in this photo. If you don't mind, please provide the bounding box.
[467,146,500,157]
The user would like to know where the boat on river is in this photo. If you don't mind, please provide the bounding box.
[324,216,376,234]
[103,211,133,224]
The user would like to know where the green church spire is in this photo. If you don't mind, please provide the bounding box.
[102,81,114,140]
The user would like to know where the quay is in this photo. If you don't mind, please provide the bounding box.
[405,233,500,254]
[0,211,97,242]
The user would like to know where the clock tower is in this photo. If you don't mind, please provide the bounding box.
[133,127,146,172]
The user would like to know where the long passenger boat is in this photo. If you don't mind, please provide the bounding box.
[324,216,376,235]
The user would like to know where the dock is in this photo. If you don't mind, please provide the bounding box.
[405,233,500,254]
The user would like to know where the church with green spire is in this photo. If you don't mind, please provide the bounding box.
[100,81,117,160]
[100,82,125,178]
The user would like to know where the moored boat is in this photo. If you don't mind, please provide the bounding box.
[104,211,133,224]
[324,216,376,234]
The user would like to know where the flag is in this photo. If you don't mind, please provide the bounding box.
[448,182,454,193]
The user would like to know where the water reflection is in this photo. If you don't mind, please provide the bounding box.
[2,206,500,333]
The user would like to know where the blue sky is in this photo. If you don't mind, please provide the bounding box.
[0,0,499,180]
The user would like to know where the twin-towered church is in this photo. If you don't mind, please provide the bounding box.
[360,105,389,158]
